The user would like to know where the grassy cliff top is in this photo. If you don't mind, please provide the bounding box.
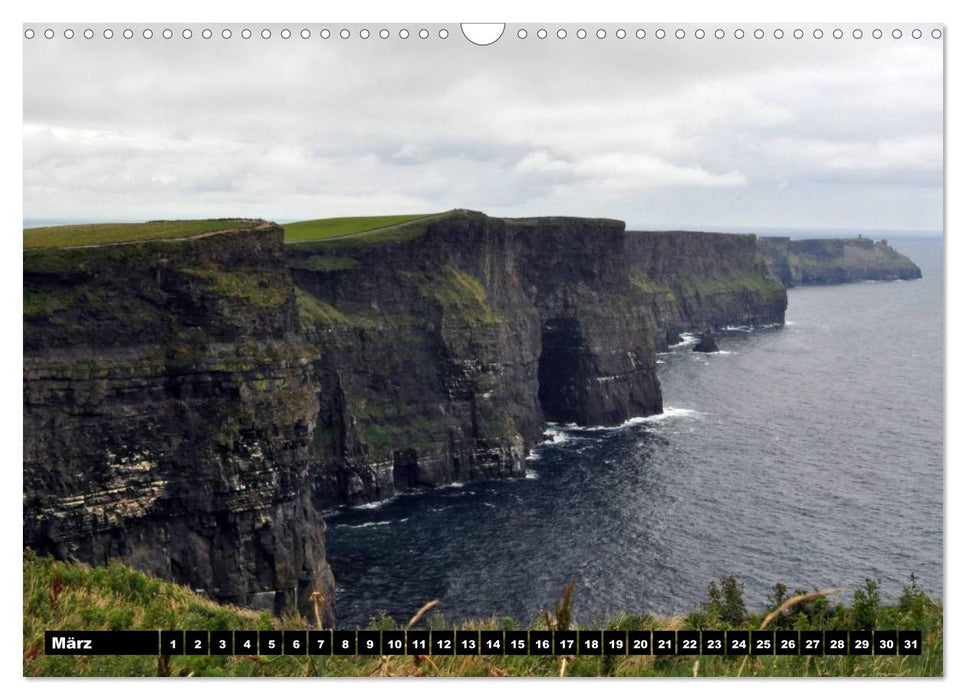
[283,213,443,244]
[23,219,263,249]
[23,553,941,677]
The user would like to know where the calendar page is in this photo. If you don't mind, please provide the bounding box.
[21,14,944,680]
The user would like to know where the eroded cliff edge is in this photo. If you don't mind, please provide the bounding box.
[756,236,922,287]
[23,211,786,614]
[24,222,335,615]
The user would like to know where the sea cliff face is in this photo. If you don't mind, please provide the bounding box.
[756,236,922,287]
[288,213,663,506]
[23,211,786,615]
[625,231,787,348]
[24,223,336,616]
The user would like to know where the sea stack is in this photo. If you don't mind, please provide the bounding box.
[693,330,719,353]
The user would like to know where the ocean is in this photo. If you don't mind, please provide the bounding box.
[324,237,943,628]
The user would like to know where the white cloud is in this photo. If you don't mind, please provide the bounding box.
[515,150,746,190]
[22,27,943,230]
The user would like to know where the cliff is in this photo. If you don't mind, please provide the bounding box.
[625,231,787,348]
[24,221,336,616]
[288,211,662,506]
[23,211,785,615]
[756,236,922,287]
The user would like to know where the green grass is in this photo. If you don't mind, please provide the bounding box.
[23,219,257,249]
[24,552,942,677]
[413,266,498,324]
[23,285,85,318]
[294,288,353,328]
[283,214,436,243]
[183,267,291,309]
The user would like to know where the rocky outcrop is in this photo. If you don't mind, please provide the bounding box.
[693,331,719,353]
[756,236,922,287]
[23,211,787,615]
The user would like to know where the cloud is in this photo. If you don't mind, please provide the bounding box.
[23,27,943,230]
[515,150,746,191]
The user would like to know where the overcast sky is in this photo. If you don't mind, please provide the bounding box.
[23,24,943,232]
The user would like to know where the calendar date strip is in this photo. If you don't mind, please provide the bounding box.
[44,629,922,657]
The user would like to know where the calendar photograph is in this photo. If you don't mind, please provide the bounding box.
[22,21,944,678]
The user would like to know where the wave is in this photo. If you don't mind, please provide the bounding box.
[556,406,701,432]
[620,406,701,425]
[332,517,409,530]
[525,469,539,480]
[352,496,398,511]
[723,322,783,332]
[668,332,698,348]
[541,426,575,445]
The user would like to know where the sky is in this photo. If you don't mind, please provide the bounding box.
[22,23,944,233]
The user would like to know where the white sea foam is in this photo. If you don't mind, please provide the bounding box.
[542,427,573,444]
[627,406,701,424]
[353,496,397,510]
[524,469,539,480]
[332,517,409,530]
[561,406,701,432]
[669,332,698,348]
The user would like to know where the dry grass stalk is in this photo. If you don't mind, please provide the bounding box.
[403,600,440,676]
[759,589,840,630]
[692,659,700,677]
[559,656,570,677]
[406,600,439,630]
[738,587,840,677]
[309,591,327,630]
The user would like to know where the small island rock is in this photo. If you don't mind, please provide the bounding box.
[693,331,719,353]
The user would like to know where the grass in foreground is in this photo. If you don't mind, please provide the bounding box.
[23,219,257,249]
[23,553,942,677]
[283,214,437,244]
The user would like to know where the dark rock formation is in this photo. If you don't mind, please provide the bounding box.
[693,331,719,353]
[624,230,788,349]
[756,236,922,287]
[24,222,336,616]
[288,212,662,506]
[23,210,788,615]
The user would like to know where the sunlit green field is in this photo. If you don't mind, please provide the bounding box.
[23,219,256,249]
[283,214,438,243]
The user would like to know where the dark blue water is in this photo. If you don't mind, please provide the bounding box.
[326,237,943,627]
